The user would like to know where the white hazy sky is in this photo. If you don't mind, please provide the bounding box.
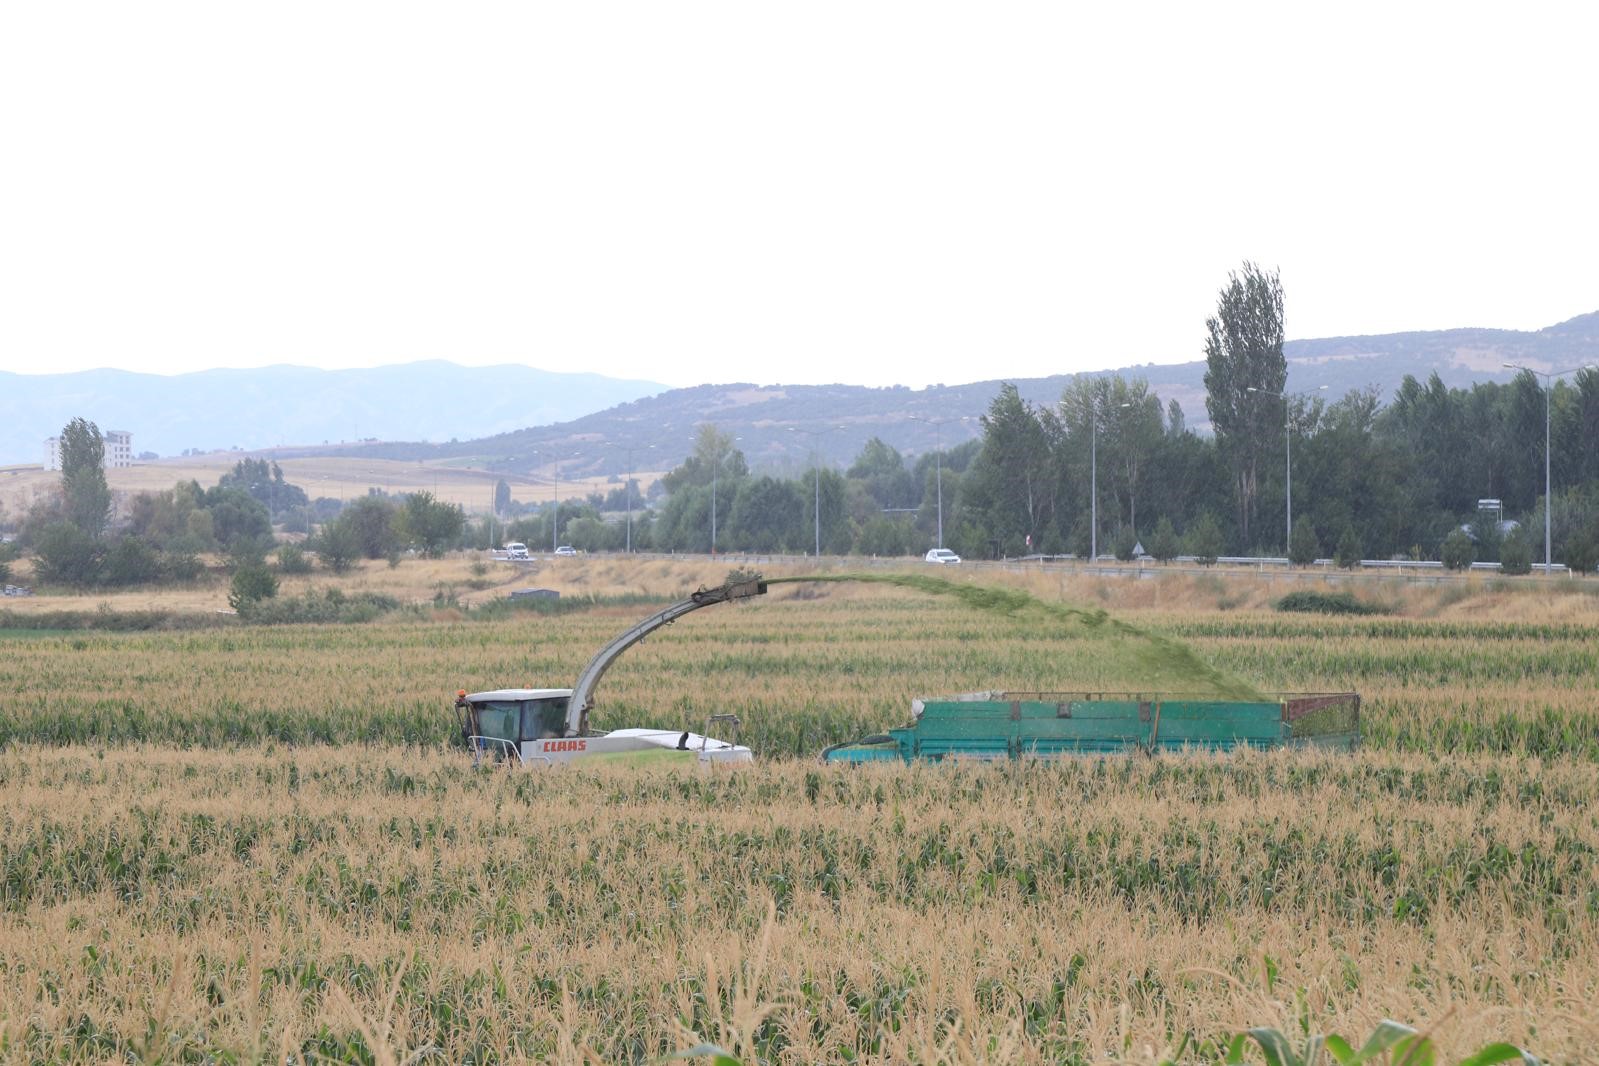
[3,2,1596,388]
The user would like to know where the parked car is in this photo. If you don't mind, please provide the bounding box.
[924,548,962,565]
[554,545,579,557]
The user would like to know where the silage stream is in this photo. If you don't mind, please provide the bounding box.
[765,572,1263,701]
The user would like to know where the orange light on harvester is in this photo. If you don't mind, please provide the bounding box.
[456,689,467,698]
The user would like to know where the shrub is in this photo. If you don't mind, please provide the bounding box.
[162,550,204,582]
[1565,522,1599,574]
[1275,590,1385,616]
[100,535,163,586]
[32,522,102,586]
[1145,516,1180,562]
[1288,516,1320,567]
[315,518,360,574]
[1185,514,1223,566]
[1334,526,1362,569]
[1498,528,1533,575]
[1111,526,1138,562]
[1440,528,1475,571]
[228,563,279,611]
[237,588,403,625]
[276,543,313,575]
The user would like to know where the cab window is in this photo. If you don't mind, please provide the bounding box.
[523,697,569,739]
[474,701,522,743]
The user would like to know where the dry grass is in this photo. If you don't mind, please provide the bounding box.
[0,455,666,519]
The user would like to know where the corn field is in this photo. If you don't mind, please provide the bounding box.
[0,565,1595,1062]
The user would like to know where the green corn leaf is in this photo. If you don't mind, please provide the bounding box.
[1393,1033,1436,1066]
[1242,1027,1300,1066]
[1323,1035,1357,1064]
[1350,1021,1422,1061]
[666,1044,742,1066]
[1454,1044,1541,1066]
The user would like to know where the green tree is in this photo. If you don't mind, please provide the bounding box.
[100,535,162,585]
[848,437,916,511]
[1334,525,1363,569]
[1111,526,1138,562]
[219,458,308,517]
[661,425,747,494]
[494,478,512,515]
[1498,527,1532,575]
[228,562,279,611]
[857,515,915,557]
[1566,522,1599,574]
[200,485,273,553]
[964,384,1059,556]
[1146,516,1180,562]
[1440,528,1475,570]
[727,477,806,553]
[1105,377,1164,536]
[276,543,313,574]
[60,418,112,537]
[1288,516,1320,567]
[316,516,361,574]
[163,550,203,582]
[400,492,465,557]
[806,468,851,556]
[343,496,401,559]
[32,522,102,585]
[1203,262,1286,547]
[1186,513,1224,566]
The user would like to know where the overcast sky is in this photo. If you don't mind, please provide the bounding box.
[3,2,1595,388]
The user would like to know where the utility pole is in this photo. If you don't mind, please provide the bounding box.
[788,425,845,557]
[1504,362,1596,574]
[909,415,969,549]
[1248,384,1327,553]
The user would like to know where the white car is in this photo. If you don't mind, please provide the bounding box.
[924,548,962,565]
[554,545,579,557]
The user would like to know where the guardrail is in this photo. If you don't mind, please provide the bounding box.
[606,551,1581,584]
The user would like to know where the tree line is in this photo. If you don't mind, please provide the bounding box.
[9,264,1597,580]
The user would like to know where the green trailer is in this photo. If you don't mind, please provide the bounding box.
[821,691,1360,763]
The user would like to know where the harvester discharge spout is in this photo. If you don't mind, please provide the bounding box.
[564,577,767,735]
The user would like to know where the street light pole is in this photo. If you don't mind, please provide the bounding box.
[623,444,654,553]
[908,415,969,549]
[707,436,740,555]
[1504,362,1596,575]
[788,425,844,557]
[1248,384,1327,553]
[1085,400,1131,564]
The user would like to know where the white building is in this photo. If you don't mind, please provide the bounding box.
[104,430,132,467]
[44,429,134,471]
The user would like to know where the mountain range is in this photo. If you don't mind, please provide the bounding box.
[5,311,1596,474]
[278,311,1599,478]
[0,362,665,468]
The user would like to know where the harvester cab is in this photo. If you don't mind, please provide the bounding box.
[454,688,573,764]
[453,576,767,768]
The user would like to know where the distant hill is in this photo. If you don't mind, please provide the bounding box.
[7,311,1594,477]
[288,311,1599,479]
[0,361,667,466]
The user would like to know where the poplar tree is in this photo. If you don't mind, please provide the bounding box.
[1203,262,1286,548]
[60,417,111,537]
